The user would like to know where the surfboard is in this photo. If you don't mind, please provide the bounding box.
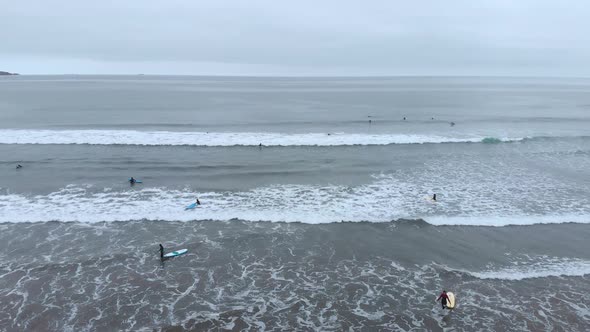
[446,292,456,309]
[424,196,436,203]
[129,178,142,184]
[163,249,188,258]
[185,203,197,210]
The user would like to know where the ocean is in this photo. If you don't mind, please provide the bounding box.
[0,75,589,331]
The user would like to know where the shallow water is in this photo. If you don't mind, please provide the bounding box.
[1,76,589,331]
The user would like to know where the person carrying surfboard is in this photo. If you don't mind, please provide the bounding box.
[437,290,449,309]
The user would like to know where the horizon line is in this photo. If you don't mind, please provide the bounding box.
[4,73,590,79]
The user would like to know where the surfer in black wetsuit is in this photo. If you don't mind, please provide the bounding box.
[432,194,437,201]
[437,290,449,309]
[159,244,164,259]
[196,198,201,205]
[16,164,22,169]
[129,177,136,185]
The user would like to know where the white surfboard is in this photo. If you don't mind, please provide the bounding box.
[424,196,437,203]
[163,249,188,258]
[446,292,456,309]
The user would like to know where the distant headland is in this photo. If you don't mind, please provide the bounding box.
[0,71,19,75]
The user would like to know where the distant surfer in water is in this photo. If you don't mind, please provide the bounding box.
[159,244,164,259]
[432,194,437,201]
[450,122,455,127]
[437,290,449,309]
[129,177,136,185]
[196,198,201,205]
[16,164,22,169]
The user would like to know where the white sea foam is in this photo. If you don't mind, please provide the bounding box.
[0,129,524,146]
[0,183,588,225]
[427,215,590,226]
[469,257,590,280]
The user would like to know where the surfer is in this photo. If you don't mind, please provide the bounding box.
[16,164,22,169]
[450,122,455,127]
[159,244,164,259]
[432,194,437,201]
[437,290,449,309]
[403,117,406,121]
[196,198,201,205]
[129,177,136,184]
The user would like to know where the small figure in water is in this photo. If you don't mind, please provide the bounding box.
[196,198,201,205]
[432,194,437,201]
[403,117,406,121]
[437,290,449,309]
[159,244,164,259]
[129,177,136,185]
[16,164,22,169]
[450,122,455,127]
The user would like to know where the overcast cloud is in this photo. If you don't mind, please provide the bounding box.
[1,0,589,75]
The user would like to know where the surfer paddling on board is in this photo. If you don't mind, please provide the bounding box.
[437,290,449,309]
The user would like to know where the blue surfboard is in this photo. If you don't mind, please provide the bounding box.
[185,203,197,210]
[129,178,142,184]
[163,249,188,258]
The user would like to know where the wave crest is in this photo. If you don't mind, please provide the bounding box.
[0,129,525,146]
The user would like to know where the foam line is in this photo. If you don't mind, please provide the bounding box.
[1,185,588,225]
[468,257,590,280]
[0,129,525,146]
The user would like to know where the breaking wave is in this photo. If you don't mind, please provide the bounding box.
[0,129,527,146]
[1,185,588,225]
[467,256,590,280]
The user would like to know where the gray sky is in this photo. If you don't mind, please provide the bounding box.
[1,0,589,76]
